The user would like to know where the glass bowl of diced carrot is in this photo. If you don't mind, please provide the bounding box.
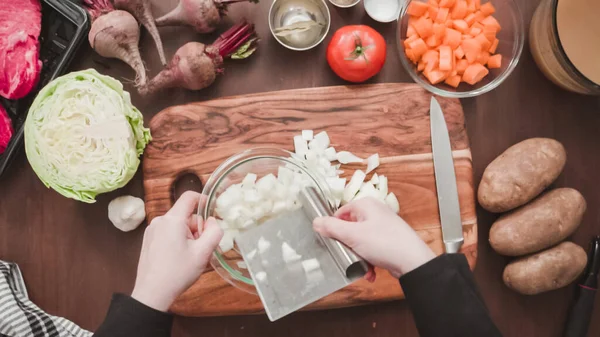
[397,0,524,98]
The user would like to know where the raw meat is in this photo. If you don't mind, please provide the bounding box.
[0,0,43,100]
[0,104,13,154]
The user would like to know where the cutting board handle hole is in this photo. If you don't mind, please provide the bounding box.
[173,172,204,201]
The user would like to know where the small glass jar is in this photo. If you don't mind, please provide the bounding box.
[529,0,600,95]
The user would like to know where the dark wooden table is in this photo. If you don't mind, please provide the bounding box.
[1,0,600,336]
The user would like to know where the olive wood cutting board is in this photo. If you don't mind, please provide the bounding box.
[142,83,477,317]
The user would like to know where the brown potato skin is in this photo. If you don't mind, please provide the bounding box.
[478,138,566,213]
[489,188,586,256]
[503,242,587,295]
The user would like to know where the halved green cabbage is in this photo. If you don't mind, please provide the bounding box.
[25,69,151,203]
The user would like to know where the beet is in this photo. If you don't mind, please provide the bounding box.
[155,0,259,34]
[0,104,13,154]
[140,21,257,95]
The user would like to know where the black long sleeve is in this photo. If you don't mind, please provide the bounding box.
[94,294,173,337]
[400,254,502,337]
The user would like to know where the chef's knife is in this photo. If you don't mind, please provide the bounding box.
[430,97,464,254]
[563,236,600,337]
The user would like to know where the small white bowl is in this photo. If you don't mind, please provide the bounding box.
[364,0,401,23]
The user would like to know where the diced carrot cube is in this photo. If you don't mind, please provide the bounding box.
[404,34,419,48]
[425,69,449,84]
[474,10,486,22]
[428,0,439,5]
[408,16,418,28]
[462,63,489,84]
[409,38,429,58]
[451,0,468,19]
[422,49,440,65]
[407,1,430,16]
[464,13,476,26]
[480,2,495,16]
[475,33,491,50]
[454,46,465,59]
[418,60,426,71]
[470,27,482,36]
[456,59,469,74]
[445,19,454,27]
[453,19,469,32]
[436,7,450,23]
[433,23,447,39]
[439,45,453,70]
[445,74,461,88]
[474,33,492,50]
[488,38,499,53]
[482,15,501,31]
[467,0,476,12]
[405,48,417,63]
[461,38,482,63]
[483,25,496,41]
[408,25,417,37]
[428,4,439,19]
[450,69,458,76]
[414,17,434,38]
[477,51,490,65]
[443,28,462,49]
[474,0,481,9]
[472,21,484,30]
[439,0,456,7]
[426,34,441,47]
[487,54,502,68]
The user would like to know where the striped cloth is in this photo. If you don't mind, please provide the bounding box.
[0,261,92,337]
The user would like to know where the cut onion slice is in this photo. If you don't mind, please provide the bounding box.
[343,170,366,203]
[366,154,380,174]
[386,192,400,213]
[370,173,379,185]
[282,242,302,263]
[302,130,314,141]
[337,151,364,164]
[294,135,309,158]
[258,237,271,254]
[314,131,330,149]
[324,147,337,161]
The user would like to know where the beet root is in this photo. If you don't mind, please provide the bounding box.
[83,1,148,86]
[139,21,257,96]
[155,0,258,34]
[114,0,167,66]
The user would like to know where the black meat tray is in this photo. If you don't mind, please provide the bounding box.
[0,0,89,178]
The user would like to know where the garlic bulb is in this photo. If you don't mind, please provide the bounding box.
[108,195,146,232]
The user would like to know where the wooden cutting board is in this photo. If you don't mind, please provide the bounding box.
[143,83,477,317]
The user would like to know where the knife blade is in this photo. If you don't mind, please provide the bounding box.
[430,97,464,254]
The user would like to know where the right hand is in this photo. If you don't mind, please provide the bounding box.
[313,198,435,278]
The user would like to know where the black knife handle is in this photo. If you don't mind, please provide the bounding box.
[564,286,597,337]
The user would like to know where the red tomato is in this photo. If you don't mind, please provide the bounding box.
[327,25,387,83]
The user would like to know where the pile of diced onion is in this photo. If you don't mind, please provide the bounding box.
[216,130,400,253]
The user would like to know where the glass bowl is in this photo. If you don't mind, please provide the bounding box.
[396,0,525,98]
[200,148,334,294]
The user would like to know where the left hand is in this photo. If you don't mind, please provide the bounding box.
[131,191,223,312]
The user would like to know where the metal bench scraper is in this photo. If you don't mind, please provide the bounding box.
[235,187,368,321]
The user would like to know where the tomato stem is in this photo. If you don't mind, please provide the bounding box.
[345,33,374,63]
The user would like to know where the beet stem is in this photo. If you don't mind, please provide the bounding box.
[83,0,114,20]
[213,22,256,58]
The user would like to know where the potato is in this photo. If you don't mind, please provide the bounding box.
[503,242,587,295]
[489,188,586,256]
[478,138,566,213]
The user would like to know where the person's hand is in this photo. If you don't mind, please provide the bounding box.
[313,198,435,278]
[131,191,223,312]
